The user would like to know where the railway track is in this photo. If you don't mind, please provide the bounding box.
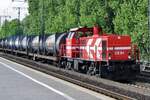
[1,53,150,100]
[122,72,150,95]
[137,72,150,80]
[126,81,150,92]
[120,68,150,94]
[135,71,150,85]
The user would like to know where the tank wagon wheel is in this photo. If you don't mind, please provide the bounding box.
[57,60,62,68]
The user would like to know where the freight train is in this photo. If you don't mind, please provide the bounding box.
[0,25,140,80]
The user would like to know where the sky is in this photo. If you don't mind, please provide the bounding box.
[0,0,28,25]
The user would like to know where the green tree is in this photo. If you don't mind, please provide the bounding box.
[0,19,21,38]
[0,0,148,59]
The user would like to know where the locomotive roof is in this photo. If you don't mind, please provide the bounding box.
[70,27,93,32]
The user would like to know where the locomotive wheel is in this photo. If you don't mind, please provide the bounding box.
[66,62,72,70]
[80,65,88,73]
[58,60,66,68]
[87,62,97,76]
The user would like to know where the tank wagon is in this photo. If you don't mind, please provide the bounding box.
[0,25,140,80]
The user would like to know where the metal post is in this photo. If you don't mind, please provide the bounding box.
[41,0,45,35]
[77,0,80,26]
[13,7,22,34]
[0,17,2,27]
[18,7,21,22]
[148,0,150,63]
[40,0,45,55]
[12,0,27,34]
[16,7,21,34]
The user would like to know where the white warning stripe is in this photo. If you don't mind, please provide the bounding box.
[108,47,113,50]
[108,46,131,50]
[66,46,131,51]
[114,47,131,50]
[87,39,93,45]
[94,38,102,59]
[80,46,85,49]
[94,38,101,47]
[66,46,79,50]
[86,39,93,58]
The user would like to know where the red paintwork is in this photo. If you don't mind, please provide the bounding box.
[61,26,139,62]
[106,34,131,60]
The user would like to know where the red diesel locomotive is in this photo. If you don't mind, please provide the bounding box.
[59,25,140,80]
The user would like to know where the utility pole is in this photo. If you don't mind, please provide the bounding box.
[13,7,24,34]
[16,7,21,21]
[12,0,27,34]
[12,0,27,20]
[40,0,45,55]
[77,0,80,26]
[41,0,45,36]
[148,0,150,63]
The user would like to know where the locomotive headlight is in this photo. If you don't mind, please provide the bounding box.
[128,56,131,59]
[128,52,131,59]
[108,53,111,60]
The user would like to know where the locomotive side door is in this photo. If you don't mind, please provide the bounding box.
[102,39,108,61]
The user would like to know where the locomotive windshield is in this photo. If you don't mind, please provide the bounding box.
[68,32,83,39]
[68,32,75,39]
[68,31,93,39]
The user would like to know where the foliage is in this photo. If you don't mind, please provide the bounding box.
[0,19,21,38]
[113,0,149,59]
[0,0,149,59]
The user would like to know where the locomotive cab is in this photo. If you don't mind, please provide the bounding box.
[65,26,108,61]
[66,27,93,58]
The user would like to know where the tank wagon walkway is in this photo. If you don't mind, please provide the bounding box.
[0,57,114,100]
